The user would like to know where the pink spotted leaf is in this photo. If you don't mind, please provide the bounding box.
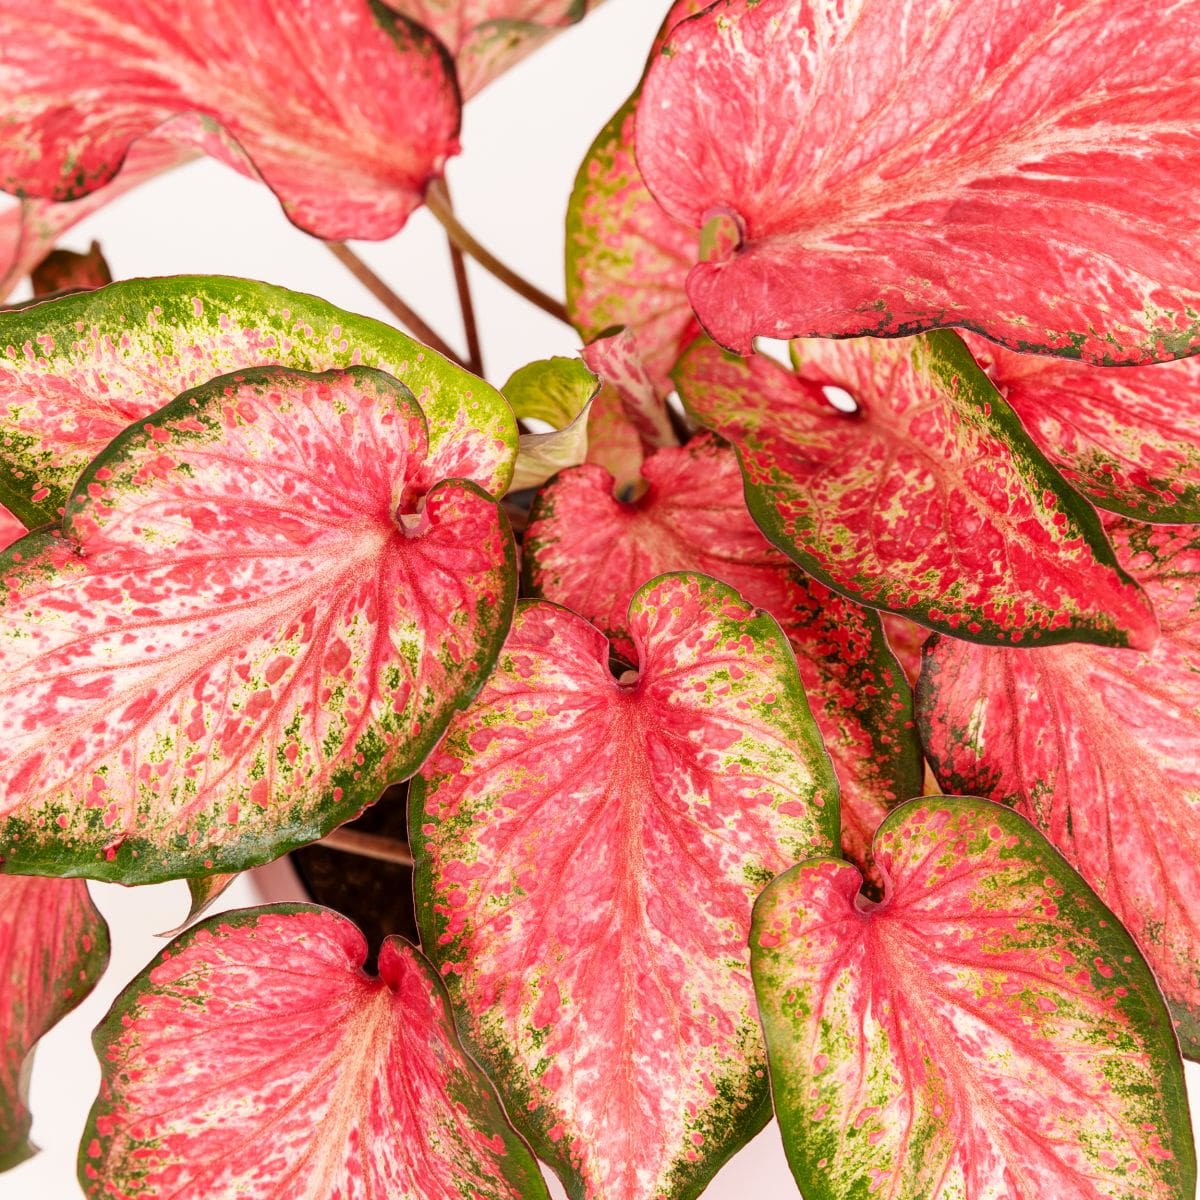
[638,0,1200,362]
[412,573,840,1200]
[752,796,1197,1200]
[676,333,1158,648]
[525,433,920,874]
[1,876,109,1171]
[0,364,516,882]
[80,905,549,1199]
[919,518,1200,1057]
[0,275,516,529]
[0,0,460,241]
[965,332,1200,523]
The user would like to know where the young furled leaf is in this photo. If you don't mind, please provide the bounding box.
[0,365,516,882]
[81,905,548,1200]
[29,242,111,298]
[390,1,606,98]
[638,0,1200,363]
[963,332,1200,523]
[525,433,920,873]
[676,334,1158,648]
[0,276,514,529]
[412,573,839,1200]
[920,519,1200,1057]
[580,328,678,450]
[752,796,1196,1200]
[1,876,109,1171]
[0,0,460,241]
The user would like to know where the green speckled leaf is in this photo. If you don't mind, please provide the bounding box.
[503,355,599,492]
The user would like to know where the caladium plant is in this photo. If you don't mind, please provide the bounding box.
[4,1,1200,1199]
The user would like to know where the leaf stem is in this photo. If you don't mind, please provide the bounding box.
[440,180,485,376]
[319,827,414,867]
[324,241,467,368]
[426,179,571,326]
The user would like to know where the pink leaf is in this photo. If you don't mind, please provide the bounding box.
[1,876,109,1171]
[412,572,839,1199]
[390,1,606,98]
[525,432,920,873]
[0,504,24,552]
[0,0,460,241]
[0,365,516,882]
[81,906,548,1199]
[965,331,1200,523]
[638,0,1200,362]
[920,518,1200,1056]
[581,328,678,450]
[752,797,1196,1200]
[676,333,1158,648]
[0,276,515,529]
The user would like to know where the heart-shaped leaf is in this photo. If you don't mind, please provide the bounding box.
[525,433,920,874]
[638,0,1200,362]
[964,332,1200,523]
[920,518,1200,1056]
[412,572,839,1200]
[390,1,605,97]
[0,0,460,241]
[81,905,548,1199]
[752,796,1196,1200]
[677,333,1157,648]
[0,364,516,882]
[0,275,515,529]
[1,876,109,1171]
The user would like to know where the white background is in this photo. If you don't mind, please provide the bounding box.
[5,0,1200,1195]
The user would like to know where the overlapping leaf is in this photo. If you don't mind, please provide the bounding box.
[677,333,1157,647]
[752,796,1196,1200]
[580,328,677,451]
[1,876,109,1171]
[638,0,1200,362]
[81,905,548,1199]
[391,1,605,97]
[964,332,1200,523]
[0,364,516,882]
[525,433,920,871]
[920,519,1200,1055]
[0,276,515,528]
[0,0,460,241]
[412,573,839,1200]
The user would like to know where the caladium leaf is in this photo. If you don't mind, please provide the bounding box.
[30,242,111,298]
[919,518,1200,1056]
[0,138,196,299]
[963,332,1200,523]
[0,503,24,551]
[390,1,605,98]
[0,275,515,529]
[503,355,600,492]
[638,0,1200,363]
[0,364,517,882]
[81,905,549,1199]
[677,333,1158,648]
[565,93,698,397]
[1,876,109,1171]
[880,613,926,689]
[412,572,839,1200]
[525,433,920,873]
[751,796,1197,1200]
[580,328,677,450]
[0,0,460,242]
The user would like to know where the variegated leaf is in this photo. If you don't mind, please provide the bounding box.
[676,333,1157,648]
[752,796,1196,1200]
[0,0,460,241]
[81,905,548,1199]
[0,364,516,882]
[965,331,1200,523]
[0,137,197,299]
[412,572,839,1200]
[919,518,1200,1056]
[390,1,606,97]
[580,328,677,450]
[638,0,1200,363]
[525,433,920,873]
[1,876,109,1171]
[0,275,515,529]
